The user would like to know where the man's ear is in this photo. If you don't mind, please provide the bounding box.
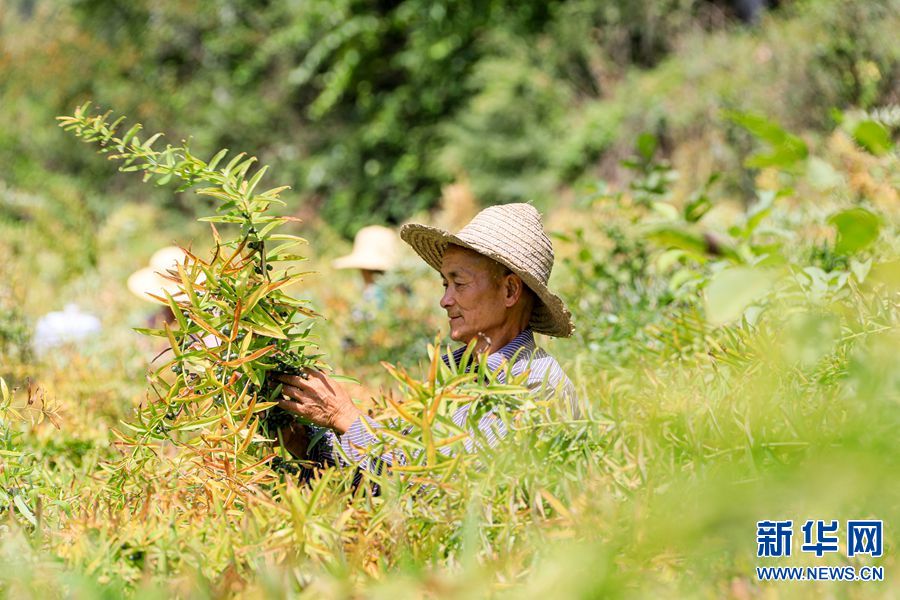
[504,274,523,307]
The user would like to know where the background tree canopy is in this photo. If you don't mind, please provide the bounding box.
[4,0,895,236]
[60,0,572,233]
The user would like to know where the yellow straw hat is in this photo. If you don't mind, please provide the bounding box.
[332,225,399,272]
[127,246,204,304]
[400,203,574,338]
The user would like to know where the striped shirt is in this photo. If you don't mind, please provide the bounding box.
[306,328,574,470]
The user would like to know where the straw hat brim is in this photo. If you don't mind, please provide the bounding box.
[400,223,574,338]
[332,253,394,272]
[127,267,206,304]
[126,268,185,304]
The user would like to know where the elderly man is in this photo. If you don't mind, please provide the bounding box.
[274,203,575,467]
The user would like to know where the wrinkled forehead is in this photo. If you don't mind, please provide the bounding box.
[439,244,497,276]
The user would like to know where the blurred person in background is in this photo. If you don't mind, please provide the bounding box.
[127,246,196,329]
[27,249,197,363]
[273,203,576,472]
[128,246,212,358]
[32,304,101,357]
[331,224,400,326]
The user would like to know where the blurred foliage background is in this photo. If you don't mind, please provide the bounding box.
[0,0,898,597]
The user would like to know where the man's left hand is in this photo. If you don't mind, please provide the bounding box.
[273,370,362,434]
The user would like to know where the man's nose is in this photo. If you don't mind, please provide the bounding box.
[440,287,453,309]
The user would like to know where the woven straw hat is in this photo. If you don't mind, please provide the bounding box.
[333,225,399,272]
[127,246,204,304]
[400,203,574,337]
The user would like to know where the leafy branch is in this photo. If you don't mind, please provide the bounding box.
[58,103,324,504]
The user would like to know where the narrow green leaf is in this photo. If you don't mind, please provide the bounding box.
[13,494,37,526]
[245,165,269,198]
[208,148,229,170]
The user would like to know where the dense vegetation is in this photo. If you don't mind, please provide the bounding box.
[1,0,898,597]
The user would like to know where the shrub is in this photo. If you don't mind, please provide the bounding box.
[58,103,325,501]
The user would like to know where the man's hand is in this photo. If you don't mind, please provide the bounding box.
[273,370,362,434]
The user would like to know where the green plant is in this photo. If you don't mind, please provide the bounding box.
[365,339,532,478]
[0,295,31,373]
[0,377,31,526]
[58,103,326,502]
[0,377,59,529]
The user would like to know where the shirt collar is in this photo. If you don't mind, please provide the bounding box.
[446,328,536,373]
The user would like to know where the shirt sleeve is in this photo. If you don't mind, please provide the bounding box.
[320,402,510,473]
[300,420,405,473]
[522,357,580,417]
[337,415,408,469]
[304,384,571,474]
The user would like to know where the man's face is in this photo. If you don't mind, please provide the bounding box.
[439,245,508,343]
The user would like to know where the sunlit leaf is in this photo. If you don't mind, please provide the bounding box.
[704,266,777,325]
[829,207,881,254]
[853,120,892,156]
[13,493,37,526]
[726,111,808,169]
